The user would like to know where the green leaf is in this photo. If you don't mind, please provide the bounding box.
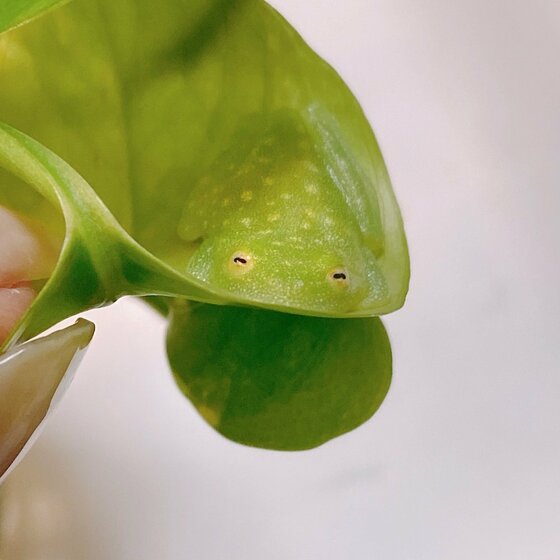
[0,1,408,449]
[0,318,94,483]
[167,302,392,450]
[0,0,409,318]
[0,0,71,34]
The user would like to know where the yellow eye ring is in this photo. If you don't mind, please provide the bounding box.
[228,251,254,276]
[327,267,349,288]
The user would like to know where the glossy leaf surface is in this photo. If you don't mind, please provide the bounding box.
[0,318,94,484]
[167,302,392,450]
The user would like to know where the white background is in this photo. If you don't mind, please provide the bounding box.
[1,1,559,558]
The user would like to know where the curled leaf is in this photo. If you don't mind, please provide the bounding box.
[0,0,409,319]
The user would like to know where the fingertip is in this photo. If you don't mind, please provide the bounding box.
[0,286,36,345]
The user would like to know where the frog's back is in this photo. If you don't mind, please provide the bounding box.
[179,110,379,245]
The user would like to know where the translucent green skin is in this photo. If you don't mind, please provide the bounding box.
[180,112,387,314]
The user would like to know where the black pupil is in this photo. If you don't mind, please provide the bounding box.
[233,256,247,264]
[333,272,347,280]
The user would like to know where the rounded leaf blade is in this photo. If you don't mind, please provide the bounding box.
[167,302,392,450]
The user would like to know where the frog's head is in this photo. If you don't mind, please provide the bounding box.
[186,227,385,315]
[183,171,388,314]
[180,110,390,315]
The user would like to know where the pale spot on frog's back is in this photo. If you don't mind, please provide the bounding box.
[267,213,280,223]
[241,190,253,202]
[240,217,253,228]
[0,207,49,344]
[293,279,305,290]
[304,183,319,195]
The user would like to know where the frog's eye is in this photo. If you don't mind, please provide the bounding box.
[228,251,254,276]
[328,267,349,288]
